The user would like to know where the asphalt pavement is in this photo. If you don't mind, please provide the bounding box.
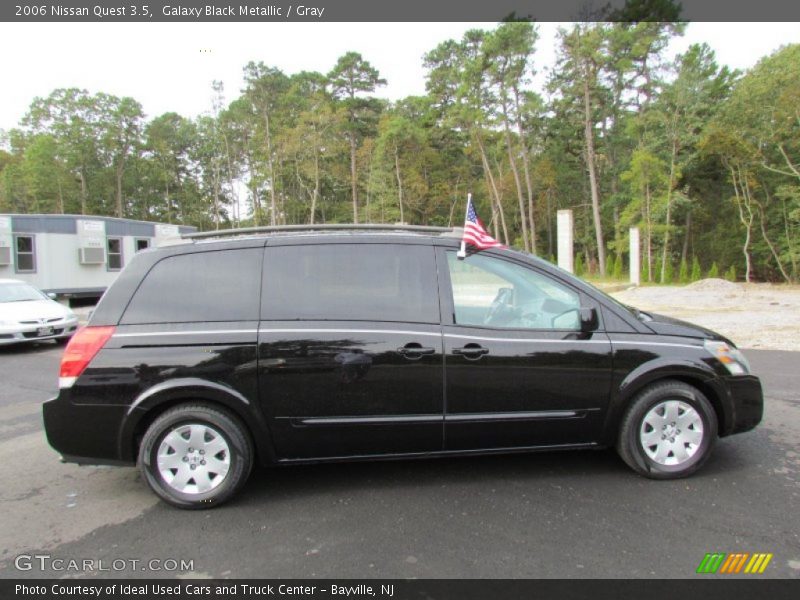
[0,342,798,579]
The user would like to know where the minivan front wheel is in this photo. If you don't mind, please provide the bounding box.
[617,380,717,479]
[138,404,253,509]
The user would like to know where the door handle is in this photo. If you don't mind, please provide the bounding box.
[397,343,436,359]
[452,344,490,359]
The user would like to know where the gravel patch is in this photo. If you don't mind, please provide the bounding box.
[610,280,800,351]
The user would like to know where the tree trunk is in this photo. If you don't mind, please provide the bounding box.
[262,111,278,226]
[501,100,529,252]
[310,148,320,225]
[349,136,358,223]
[79,170,87,215]
[730,165,753,283]
[513,85,536,254]
[681,211,691,265]
[115,161,124,218]
[752,193,790,283]
[645,182,652,282]
[779,195,797,279]
[221,131,238,227]
[57,178,64,214]
[394,145,404,224]
[246,151,260,226]
[582,77,606,276]
[475,131,509,244]
[546,190,553,258]
[164,182,170,224]
[211,159,221,230]
[660,145,678,283]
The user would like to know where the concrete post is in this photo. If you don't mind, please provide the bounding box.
[557,209,574,274]
[629,227,641,286]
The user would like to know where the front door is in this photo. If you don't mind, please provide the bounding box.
[258,242,444,459]
[439,249,612,451]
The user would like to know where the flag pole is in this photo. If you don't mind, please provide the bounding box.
[456,192,470,259]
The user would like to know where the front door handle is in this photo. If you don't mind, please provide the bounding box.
[452,344,490,359]
[397,343,436,359]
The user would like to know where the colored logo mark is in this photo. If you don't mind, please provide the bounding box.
[696,552,773,574]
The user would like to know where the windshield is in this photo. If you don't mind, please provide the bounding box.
[0,282,47,303]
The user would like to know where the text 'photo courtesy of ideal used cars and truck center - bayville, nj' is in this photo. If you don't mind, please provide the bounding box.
[1,0,799,592]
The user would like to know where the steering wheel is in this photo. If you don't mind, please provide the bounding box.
[483,288,516,326]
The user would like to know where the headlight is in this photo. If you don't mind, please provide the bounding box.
[704,340,751,376]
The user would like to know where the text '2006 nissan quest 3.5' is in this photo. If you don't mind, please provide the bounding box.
[44,224,763,509]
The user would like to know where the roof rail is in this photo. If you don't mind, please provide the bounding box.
[182,223,455,240]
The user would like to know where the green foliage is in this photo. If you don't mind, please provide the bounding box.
[725,264,737,282]
[575,252,585,276]
[653,259,662,284]
[691,256,702,281]
[678,257,689,283]
[613,254,624,279]
[708,262,719,278]
[0,27,796,283]
[663,258,674,283]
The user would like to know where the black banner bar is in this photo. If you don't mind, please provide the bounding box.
[4,580,800,600]
[3,0,800,22]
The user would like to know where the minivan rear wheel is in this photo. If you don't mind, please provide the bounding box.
[138,404,253,509]
[617,380,717,479]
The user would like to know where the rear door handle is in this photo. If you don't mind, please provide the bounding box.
[397,343,436,359]
[452,344,490,359]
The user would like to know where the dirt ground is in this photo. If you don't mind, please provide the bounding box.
[610,278,800,351]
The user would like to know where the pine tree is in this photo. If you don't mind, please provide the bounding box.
[690,256,702,281]
[725,265,736,282]
[575,253,585,276]
[678,257,689,283]
[663,259,674,284]
[613,254,623,279]
[708,262,719,278]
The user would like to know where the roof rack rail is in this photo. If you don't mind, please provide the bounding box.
[182,223,454,240]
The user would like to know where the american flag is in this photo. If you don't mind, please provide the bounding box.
[462,197,504,250]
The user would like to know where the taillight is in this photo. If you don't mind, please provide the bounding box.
[59,326,116,389]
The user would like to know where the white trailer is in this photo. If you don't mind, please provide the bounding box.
[0,214,196,300]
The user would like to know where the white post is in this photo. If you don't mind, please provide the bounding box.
[456,193,471,259]
[629,227,641,286]
[557,209,574,273]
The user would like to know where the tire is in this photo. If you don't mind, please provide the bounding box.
[616,380,717,479]
[138,403,253,509]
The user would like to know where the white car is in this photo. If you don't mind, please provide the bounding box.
[0,279,80,346]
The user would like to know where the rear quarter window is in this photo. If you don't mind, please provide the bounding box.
[261,243,439,323]
[120,248,262,324]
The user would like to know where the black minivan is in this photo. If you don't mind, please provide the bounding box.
[43,225,763,509]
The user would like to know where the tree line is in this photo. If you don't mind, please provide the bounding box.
[0,22,798,282]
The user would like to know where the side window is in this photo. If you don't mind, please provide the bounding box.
[107,237,123,271]
[14,235,36,273]
[262,244,439,323]
[135,238,150,252]
[446,252,581,330]
[121,248,262,324]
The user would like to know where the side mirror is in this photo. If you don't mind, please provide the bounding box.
[579,307,599,332]
[47,292,57,300]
